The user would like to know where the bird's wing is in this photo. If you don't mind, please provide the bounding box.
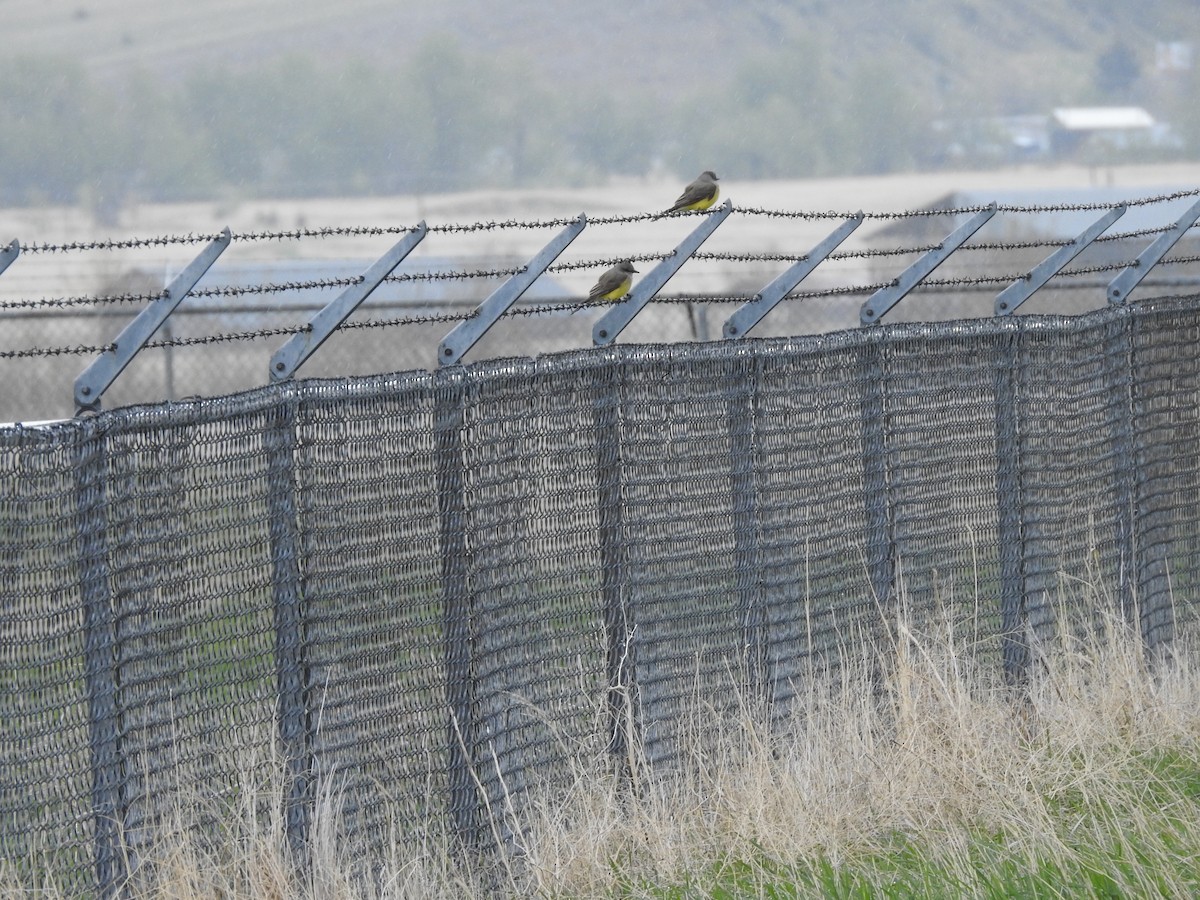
[589,267,627,299]
[670,178,719,210]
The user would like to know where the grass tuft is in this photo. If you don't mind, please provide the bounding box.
[5,590,1200,897]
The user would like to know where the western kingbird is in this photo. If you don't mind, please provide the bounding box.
[588,260,638,303]
[667,170,720,213]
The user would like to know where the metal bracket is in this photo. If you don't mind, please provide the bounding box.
[270,223,428,381]
[860,204,997,326]
[995,205,1126,316]
[438,215,586,366]
[1107,197,1200,305]
[724,213,863,339]
[0,239,19,278]
[73,228,231,414]
[593,200,733,346]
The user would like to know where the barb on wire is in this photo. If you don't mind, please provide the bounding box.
[733,187,1200,223]
[4,189,1198,362]
[15,187,1198,257]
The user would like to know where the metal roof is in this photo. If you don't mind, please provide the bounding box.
[870,186,1199,242]
[1052,107,1156,131]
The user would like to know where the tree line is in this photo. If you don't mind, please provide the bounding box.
[3,34,1195,220]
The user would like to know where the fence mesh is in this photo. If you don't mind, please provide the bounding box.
[3,293,1200,892]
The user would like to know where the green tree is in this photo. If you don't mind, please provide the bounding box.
[402,34,495,192]
[834,60,929,175]
[0,57,102,206]
[1095,40,1141,100]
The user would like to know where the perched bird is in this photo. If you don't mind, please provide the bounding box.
[587,260,638,304]
[667,170,720,213]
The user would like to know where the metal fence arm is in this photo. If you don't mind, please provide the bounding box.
[593,200,733,346]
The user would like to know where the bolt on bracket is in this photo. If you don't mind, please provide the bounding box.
[270,223,428,381]
[73,228,231,415]
[438,215,587,366]
[995,205,1126,316]
[593,200,733,347]
[725,213,863,339]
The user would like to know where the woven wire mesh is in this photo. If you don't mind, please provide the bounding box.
[3,294,1200,891]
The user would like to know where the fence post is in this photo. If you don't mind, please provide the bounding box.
[723,213,863,339]
[1103,308,1172,653]
[1107,197,1200,304]
[270,224,428,381]
[1103,310,1141,637]
[593,359,637,777]
[434,368,481,846]
[727,354,768,702]
[438,216,586,367]
[265,391,312,860]
[76,421,126,898]
[993,327,1029,686]
[860,205,996,326]
[859,336,894,617]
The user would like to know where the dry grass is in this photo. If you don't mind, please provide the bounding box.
[4,587,1200,898]
[516,599,1200,897]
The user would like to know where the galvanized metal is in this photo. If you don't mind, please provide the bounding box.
[992,329,1029,687]
[994,205,1126,316]
[1108,197,1200,304]
[593,200,733,346]
[270,223,427,381]
[594,362,637,777]
[433,368,483,844]
[860,204,997,326]
[75,424,125,899]
[859,337,894,612]
[439,215,586,366]
[73,228,231,414]
[265,395,312,860]
[0,238,19,278]
[1102,313,1139,638]
[725,357,768,702]
[723,213,864,339]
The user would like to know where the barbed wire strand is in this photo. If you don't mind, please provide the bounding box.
[7,216,1200,313]
[7,262,1200,360]
[12,188,1199,255]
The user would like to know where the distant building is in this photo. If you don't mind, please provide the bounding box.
[1050,107,1159,157]
[934,107,1182,166]
[1155,41,1194,73]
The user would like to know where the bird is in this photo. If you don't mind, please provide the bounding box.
[586,260,638,305]
[667,170,720,213]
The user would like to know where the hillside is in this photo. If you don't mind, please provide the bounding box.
[3,0,1197,211]
[8,0,1196,108]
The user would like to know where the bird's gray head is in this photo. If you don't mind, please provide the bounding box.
[701,171,719,181]
[620,260,639,273]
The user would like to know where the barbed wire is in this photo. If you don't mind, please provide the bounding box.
[11,188,1199,255]
[9,266,1199,361]
[7,216,1197,314]
[4,189,1199,360]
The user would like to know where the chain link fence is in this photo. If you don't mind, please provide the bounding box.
[3,294,1200,894]
[3,190,1200,893]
